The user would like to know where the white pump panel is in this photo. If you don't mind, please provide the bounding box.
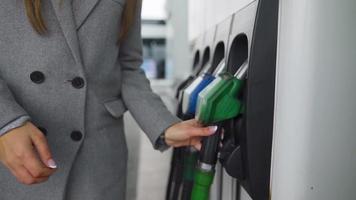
[271,0,356,199]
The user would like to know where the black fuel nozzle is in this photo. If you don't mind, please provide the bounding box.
[199,124,223,168]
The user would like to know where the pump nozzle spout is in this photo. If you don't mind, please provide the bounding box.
[212,59,226,76]
[198,62,212,75]
[234,61,249,80]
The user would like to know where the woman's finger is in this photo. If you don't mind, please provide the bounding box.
[184,119,202,127]
[190,136,202,145]
[9,163,36,185]
[190,137,203,150]
[34,176,49,184]
[22,149,55,179]
[187,126,217,137]
[30,131,57,169]
[193,142,202,151]
[171,141,189,148]
[172,138,202,150]
[17,164,48,184]
[168,136,202,148]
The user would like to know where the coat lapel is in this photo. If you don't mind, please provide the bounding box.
[50,0,83,65]
[72,0,101,30]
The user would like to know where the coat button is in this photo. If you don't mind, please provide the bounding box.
[38,126,47,136]
[71,77,85,89]
[30,71,45,84]
[71,131,83,141]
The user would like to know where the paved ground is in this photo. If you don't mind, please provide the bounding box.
[124,80,177,200]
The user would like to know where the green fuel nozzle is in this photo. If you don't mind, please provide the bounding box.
[191,61,248,200]
[195,61,248,125]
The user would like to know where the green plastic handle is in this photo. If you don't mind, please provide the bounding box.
[191,169,215,200]
[183,151,197,181]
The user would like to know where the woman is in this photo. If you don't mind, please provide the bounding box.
[0,0,216,199]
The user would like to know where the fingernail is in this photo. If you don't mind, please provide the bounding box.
[47,159,57,169]
[209,126,218,134]
[194,144,202,151]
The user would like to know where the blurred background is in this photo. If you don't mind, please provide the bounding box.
[124,0,184,199]
[124,0,185,199]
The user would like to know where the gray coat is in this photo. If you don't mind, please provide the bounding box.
[0,0,180,199]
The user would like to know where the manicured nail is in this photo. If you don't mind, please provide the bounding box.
[195,143,202,151]
[47,159,57,169]
[209,126,218,134]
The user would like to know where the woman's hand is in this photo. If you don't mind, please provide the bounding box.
[0,122,57,185]
[164,119,217,150]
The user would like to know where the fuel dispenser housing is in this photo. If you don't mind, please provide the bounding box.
[170,0,279,199]
[218,0,279,199]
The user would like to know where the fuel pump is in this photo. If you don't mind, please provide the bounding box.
[178,60,226,199]
[181,60,226,117]
[167,62,212,200]
[191,61,248,200]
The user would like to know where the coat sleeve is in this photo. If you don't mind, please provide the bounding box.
[0,115,30,136]
[119,0,181,147]
[0,78,30,136]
